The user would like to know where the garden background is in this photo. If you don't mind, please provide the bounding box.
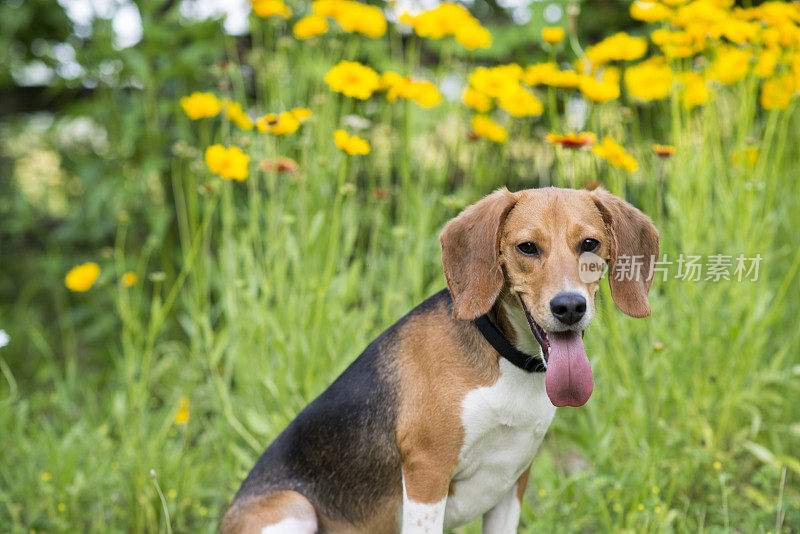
[1,0,799,532]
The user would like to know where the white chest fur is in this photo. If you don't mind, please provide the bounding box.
[443,359,556,529]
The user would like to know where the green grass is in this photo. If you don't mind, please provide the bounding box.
[2,11,800,534]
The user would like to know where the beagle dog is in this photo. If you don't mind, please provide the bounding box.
[222,186,659,534]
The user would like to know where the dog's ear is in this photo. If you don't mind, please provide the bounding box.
[589,187,659,318]
[440,188,517,321]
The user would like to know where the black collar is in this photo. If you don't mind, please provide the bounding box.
[474,314,546,373]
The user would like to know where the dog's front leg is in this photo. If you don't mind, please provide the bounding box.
[481,464,530,534]
[400,457,451,534]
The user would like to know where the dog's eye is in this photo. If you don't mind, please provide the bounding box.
[580,238,600,253]
[516,242,539,256]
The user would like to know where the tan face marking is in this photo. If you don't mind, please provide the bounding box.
[499,189,610,332]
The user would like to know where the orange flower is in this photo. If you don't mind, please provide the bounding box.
[546,131,597,148]
[262,157,300,173]
[652,144,676,158]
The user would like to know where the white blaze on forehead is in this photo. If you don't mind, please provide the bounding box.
[401,475,446,533]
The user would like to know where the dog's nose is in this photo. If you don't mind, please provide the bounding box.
[550,292,587,325]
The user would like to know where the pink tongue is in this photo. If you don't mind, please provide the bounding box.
[545,331,594,407]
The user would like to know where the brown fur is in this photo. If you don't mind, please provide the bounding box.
[221,491,316,534]
[589,187,660,318]
[440,188,517,321]
[395,300,500,504]
[515,463,532,502]
[223,187,658,532]
[496,188,611,328]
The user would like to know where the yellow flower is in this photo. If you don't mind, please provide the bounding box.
[174,397,190,425]
[673,1,727,28]
[713,460,723,470]
[677,71,709,109]
[250,0,292,19]
[180,92,222,120]
[290,108,313,122]
[469,65,523,98]
[408,80,442,108]
[625,57,674,101]
[324,60,381,100]
[401,3,472,38]
[760,73,795,110]
[708,46,751,85]
[121,271,138,288]
[293,15,329,39]
[497,87,544,117]
[653,144,676,158]
[65,262,100,292]
[546,131,597,148]
[463,87,493,112]
[630,1,673,23]
[313,0,341,17]
[523,62,560,86]
[402,3,490,49]
[593,136,638,172]
[755,48,780,78]
[41,472,52,483]
[455,24,492,50]
[377,70,400,89]
[224,101,254,130]
[256,113,277,132]
[586,32,648,66]
[205,145,250,181]
[731,147,759,167]
[256,112,299,134]
[542,27,565,45]
[382,74,442,108]
[523,62,581,88]
[719,18,760,45]
[651,29,705,58]
[549,70,581,89]
[333,2,387,38]
[334,130,370,155]
[471,115,508,143]
[578,68,620,103]
[58,503,66,512]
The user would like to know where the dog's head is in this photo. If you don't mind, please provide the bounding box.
[440,187,658,407]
